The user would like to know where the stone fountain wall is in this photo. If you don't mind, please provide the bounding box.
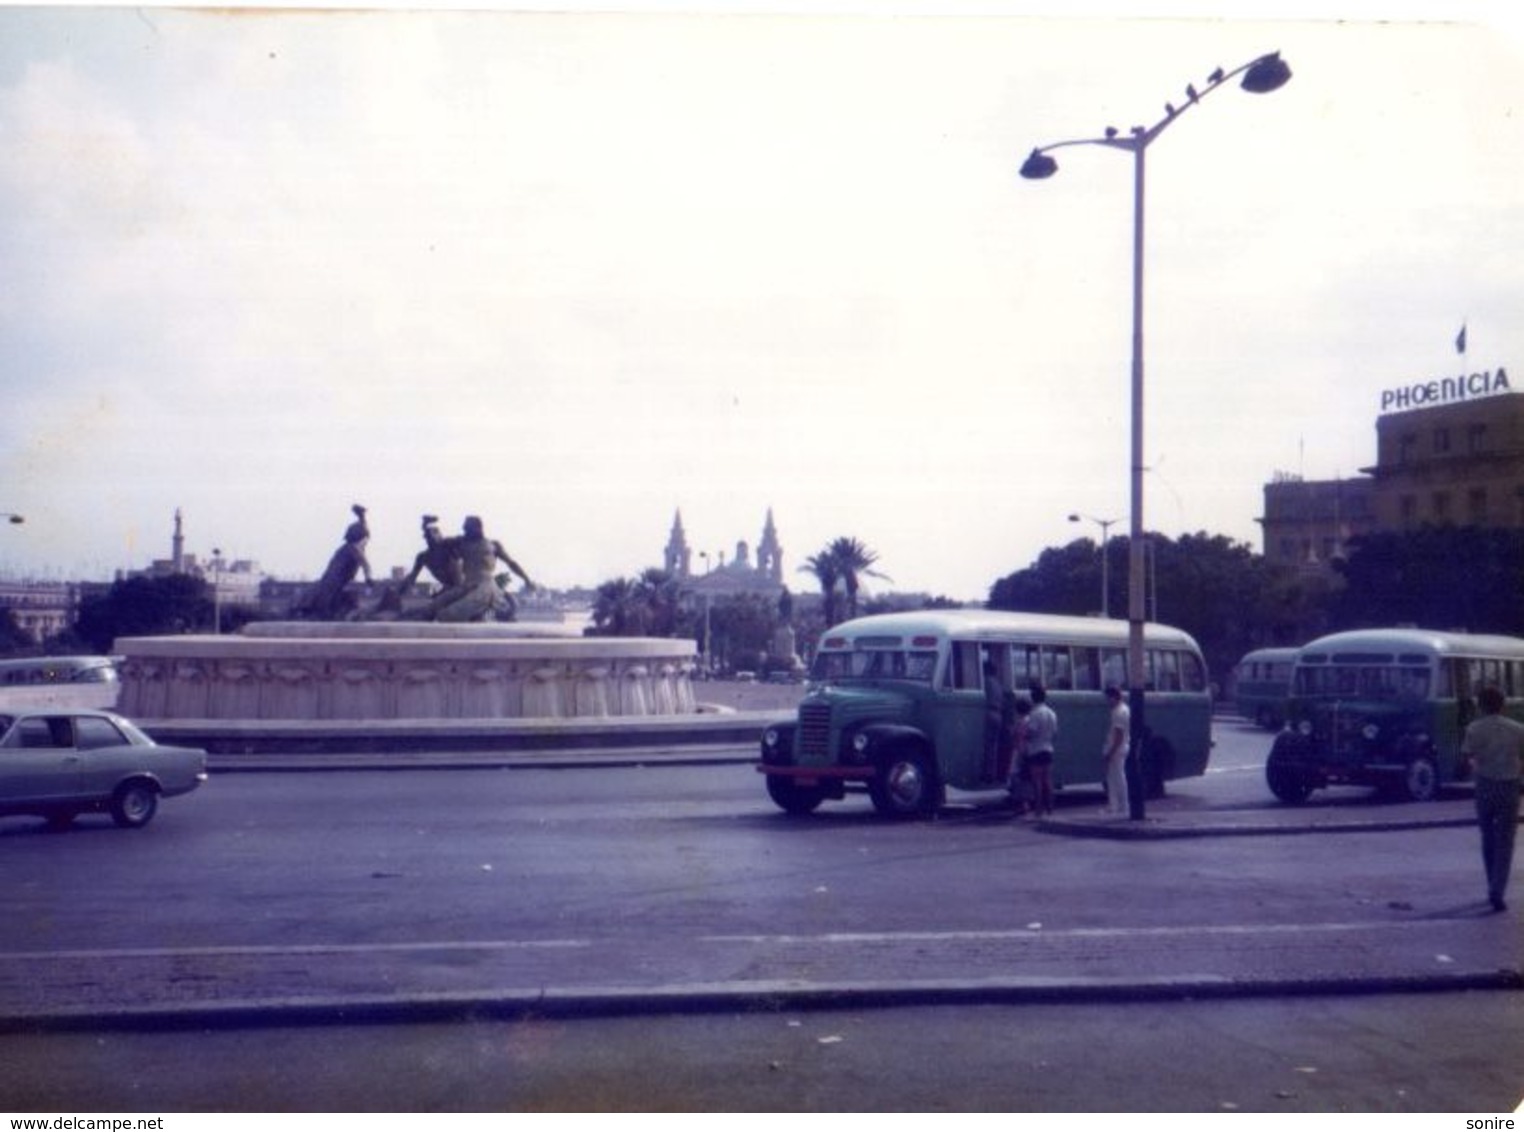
[114,623,699,721]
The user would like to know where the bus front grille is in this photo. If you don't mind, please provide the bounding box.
[798,703,832,761]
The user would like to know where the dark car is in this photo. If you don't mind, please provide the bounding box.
[0,709,207,830]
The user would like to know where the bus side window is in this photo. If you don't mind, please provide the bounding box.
[947,641,984,691]
[1154,650,1181,692]
[1180,652,1206,693]
[1100,648,1127,688]
[1043,647,1074,690]
[1072,647,1099,690]
[982,643,1012,689]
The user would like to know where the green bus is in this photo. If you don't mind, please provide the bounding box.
[1265,627,1524,804]
[758,609,1213,817]
[1232,646,1298,729]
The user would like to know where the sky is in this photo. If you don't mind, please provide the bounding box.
[0,2,1521,602]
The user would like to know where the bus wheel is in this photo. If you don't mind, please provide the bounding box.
[766,776,825,815]
[1266,752,1312,804]
[870,751,936,818]
[1401,754,1440,803]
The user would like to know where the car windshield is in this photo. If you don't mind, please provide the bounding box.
[1294,664,1431,700]
[809,649,938,684]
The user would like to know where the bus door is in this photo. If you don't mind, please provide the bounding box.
[934,639,998,789]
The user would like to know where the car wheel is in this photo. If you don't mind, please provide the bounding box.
[766,775,825,815]
[1266,750,1312,804]
[45,810,77,832]
[869,750,937,819]
[1402,753,1440,803]
[110,782,159,828]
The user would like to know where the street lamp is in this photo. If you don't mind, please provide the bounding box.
[211,547,223,634]
[2,514,23,525]
[1068,513,1119,618]
[698,551,713,675]
[1022,51,1291,819]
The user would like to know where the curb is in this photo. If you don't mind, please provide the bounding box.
[1035,812,1484,839]
[5,969,1520,1033]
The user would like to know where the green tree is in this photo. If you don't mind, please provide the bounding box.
[706,593,777,674]
[590,569,692,638]
[799,550,843,628]
[989,532,1307,683]
[72,574,214,653]
[1331,526,1524,634]
[0,606,33,654]
[827,536,889,621]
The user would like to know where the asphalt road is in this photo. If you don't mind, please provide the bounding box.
[0,718,1519,1112]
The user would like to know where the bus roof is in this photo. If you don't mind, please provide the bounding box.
[1236,646,1301,665]
[0,655,116,671]
[818,609,1202,653]
[1295,628,1524,662]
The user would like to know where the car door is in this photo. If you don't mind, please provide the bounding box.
[0,716,81,804]
[71,715,134,799]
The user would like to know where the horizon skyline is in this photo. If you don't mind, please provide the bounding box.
[2,7,1521,600]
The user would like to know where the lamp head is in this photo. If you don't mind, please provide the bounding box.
[1019,149,1058,179]
[6,515,22,525]
[1240,52,1291,94]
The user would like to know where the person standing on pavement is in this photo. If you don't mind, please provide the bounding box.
[1102,685,1130,817]
[1007,694,1033,813]
[1459,684,1524,912]
[1024,682,1059,817]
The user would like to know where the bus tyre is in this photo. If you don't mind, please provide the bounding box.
[1266,750,1312,805]
[1402,754,1440,803]
[870,750,937,819]
[766,776,825,815]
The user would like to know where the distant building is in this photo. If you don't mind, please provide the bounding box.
[141,509,262,611]
[664,508,786,600]
[0,578,78,642]
[1260,381,1524,568]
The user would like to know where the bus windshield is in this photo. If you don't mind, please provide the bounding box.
[810,649,939,684]
[1294,663,1431,701]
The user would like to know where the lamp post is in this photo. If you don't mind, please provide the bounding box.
[211,547,223,634]
[1068,513,1118,618]
[1022,51,1291,819]
[698,551,713,676]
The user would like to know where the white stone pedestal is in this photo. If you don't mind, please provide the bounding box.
[115,623,699,721]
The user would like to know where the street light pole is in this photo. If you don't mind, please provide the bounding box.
[1022,51,1291,820]
[1068,512,1118,618]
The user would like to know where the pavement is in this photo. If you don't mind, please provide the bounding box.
[3,715,1519,1033]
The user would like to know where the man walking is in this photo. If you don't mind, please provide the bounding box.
[1459,685,1524,912]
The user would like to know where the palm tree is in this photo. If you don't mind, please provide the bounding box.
[592,577,641,635]
[635,567,682,636]
[799,550,843,628]
[828,536,890,621]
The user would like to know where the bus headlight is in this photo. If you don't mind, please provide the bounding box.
[1298,720,1313,737]
[1361,723,1379,741]
[763,727,781,749]
[852,731,871,754]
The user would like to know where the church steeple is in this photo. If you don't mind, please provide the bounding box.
[757,507,783,584]
[664,509,692,577]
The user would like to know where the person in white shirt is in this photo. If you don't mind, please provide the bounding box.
[1024,683,1059,817]
[1102,685,1131,817]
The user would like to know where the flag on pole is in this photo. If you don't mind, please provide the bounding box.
[1456,323,1467,355]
